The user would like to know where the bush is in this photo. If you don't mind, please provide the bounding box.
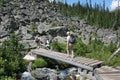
[32,58,48,68]
[51,38,120,67]
[0,0,6,6]
[51,41,66,53]
[0,33,26,77]
[84,39,118,66]
[0,76,15,80]
[74,39,91,56]
[30,23,37,32]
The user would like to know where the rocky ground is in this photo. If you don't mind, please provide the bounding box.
[21,67,78,80]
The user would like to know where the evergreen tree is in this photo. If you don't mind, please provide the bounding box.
[53,0,120,29]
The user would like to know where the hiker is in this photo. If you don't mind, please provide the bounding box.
[66,31,75,58]
[45,36,50,49]
[35,33,41,48]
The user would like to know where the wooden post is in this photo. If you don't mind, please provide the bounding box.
[78,68,87,80]
[27,62,32,72]
[80,75,86,80]
[108,48,120,61]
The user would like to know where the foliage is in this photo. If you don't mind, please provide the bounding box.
[55,62,71,70]
[74,39,91,56]
[54,1,120,30]
[32,58,48,68]
[0,0,6,6]
[30,22,37,32]
[76,38,119,66]
[0,76,15,80]
[107,54,120,67]
[51,41,66,53]
[0,33,26,78]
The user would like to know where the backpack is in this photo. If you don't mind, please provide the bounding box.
[69,35,76,44]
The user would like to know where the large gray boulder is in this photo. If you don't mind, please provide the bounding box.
[46,26,68,37]
[32,68,58,80]
[58,67,77,79]
[19,40,36,49]
[21,71,34,80]
[0,31,8,38]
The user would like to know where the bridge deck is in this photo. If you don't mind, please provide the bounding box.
[95,66,120,80]
[31,48,103,71]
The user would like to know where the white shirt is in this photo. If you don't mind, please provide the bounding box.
[46,40,50,47]
[67,35,70,43]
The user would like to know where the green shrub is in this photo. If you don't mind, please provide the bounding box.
[32,58,48,68]
[74,39,91,56]
[0,76,15,80]
[105,42,117,53]
[71,38,120,66]
[51,41,66,53]
[0,0,6,6]
[30,23,37,32]
[0,33,26,77]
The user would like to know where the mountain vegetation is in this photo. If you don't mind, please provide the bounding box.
[54,0,120,30]
[0,34,27,79]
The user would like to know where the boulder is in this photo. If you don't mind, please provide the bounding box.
[58,67,77,79]
[21,71,34,80]
[0,31,8,38]
[19,40,36,49]
[32,68,58,80]
[46,26,68,37]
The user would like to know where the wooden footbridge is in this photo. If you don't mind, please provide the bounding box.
[31,48,120,80]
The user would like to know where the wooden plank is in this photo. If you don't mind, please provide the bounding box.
[95,66,120,80]
[80,57,98,61]
[90,61,104,67]
[75,57,99,63]
[95,72,120,80]
[73,58,93,65]
[42,49,68,58]
[74,57,93,62]
[73,57,91,63]
[85,60,100,65]
[73,57,100,66]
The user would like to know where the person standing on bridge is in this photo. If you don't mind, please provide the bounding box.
[66,31,75,58]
